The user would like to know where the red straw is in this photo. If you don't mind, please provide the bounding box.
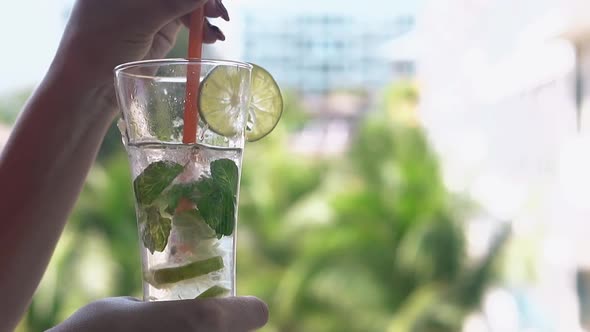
[183,8,205,144]
[178,10,205,212]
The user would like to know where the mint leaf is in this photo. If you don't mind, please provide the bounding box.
[156,159,239,239]
[194,159,239,238]
[195,178,236,238]
[163,183,197,215]
[140,206,172,254]
[211,159,239,196]
[134,161,183,206]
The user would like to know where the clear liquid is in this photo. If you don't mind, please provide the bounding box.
[126,142,243,301]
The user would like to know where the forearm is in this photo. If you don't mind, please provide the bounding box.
[0,57,116,330]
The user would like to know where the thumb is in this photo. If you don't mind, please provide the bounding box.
[135,296,269,332]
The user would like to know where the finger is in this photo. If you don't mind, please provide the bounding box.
[138,0,209,30]
[204,20,225,43]
[179,16,224,43]
[219,0,230,21]
[181,13,192,27]
[204,0,221,20]
[144,20,183,60]
[213,297,269,331]
[205,0,230,21]
[179,0,226,22]
[137,297,269,331]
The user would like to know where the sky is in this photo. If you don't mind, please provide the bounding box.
[235,0,424,15]
[0,0,73,94]
[0,0,424,96]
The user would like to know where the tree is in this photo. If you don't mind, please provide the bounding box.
[16,82,508,331]
[0,89,30,124]
[236,81,509,331]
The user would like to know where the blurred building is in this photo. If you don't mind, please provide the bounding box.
[202,0,424,156]
[240,11,414,94]
[559,4,590,330]
[559,1,590,130]
[235,7,416,156]
[380,30,418,82]
[289,92,370,156]
[416,1,590,331]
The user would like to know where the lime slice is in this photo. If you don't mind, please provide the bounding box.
[199,66,246,137]
[147,256,224,286]
[199,63,283,142]
[196,285,230,299]
[246,64,283,142]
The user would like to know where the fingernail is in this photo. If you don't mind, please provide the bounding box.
[213,26,226,41]
[218,0,230,21]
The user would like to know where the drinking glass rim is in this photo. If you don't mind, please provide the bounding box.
[114,58,253,79]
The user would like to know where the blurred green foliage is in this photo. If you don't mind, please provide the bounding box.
[2,81,509,332]
[0,89,30,123]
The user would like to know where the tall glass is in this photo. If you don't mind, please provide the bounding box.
[114,59,252,301]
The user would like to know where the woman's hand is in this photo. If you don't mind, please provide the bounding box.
[48,296,269,332]
[55,0,228,115]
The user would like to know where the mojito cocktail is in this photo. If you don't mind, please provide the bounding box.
[115,59,282,301]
